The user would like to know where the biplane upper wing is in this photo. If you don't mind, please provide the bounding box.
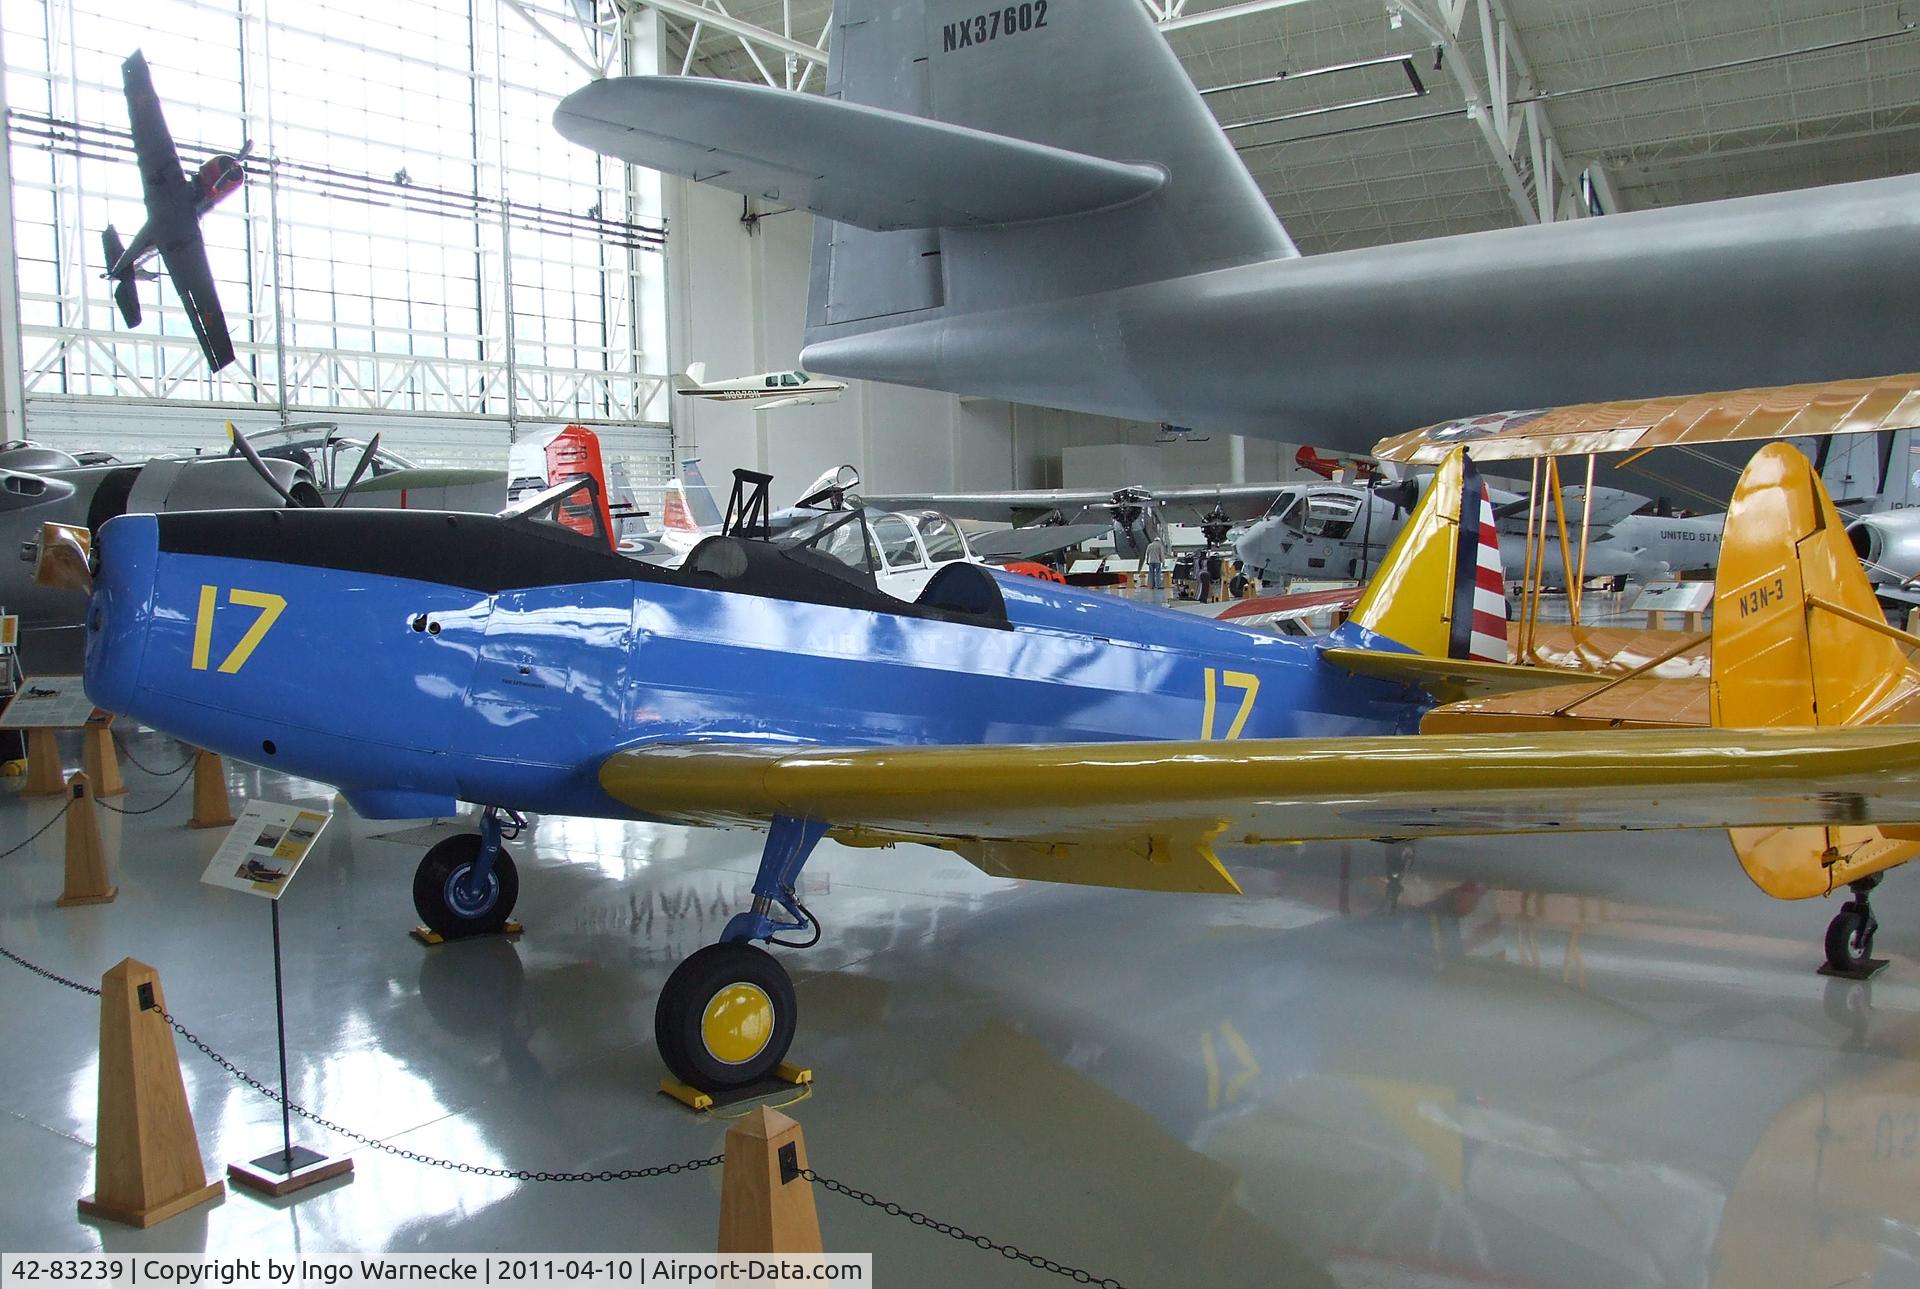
[601,726,1920,895]
[122,52,188,207]
[158,234,237,371]
[1373,373,1920,465]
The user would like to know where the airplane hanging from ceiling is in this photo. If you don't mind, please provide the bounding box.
[554,0,1920,450]
[102,51,248,372]
[672,363,847,412]
[54,438,1920,1094]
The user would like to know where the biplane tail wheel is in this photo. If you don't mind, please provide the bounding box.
[1825,902,1878,974]
[412,833,519,939]
[655,942,796,1091]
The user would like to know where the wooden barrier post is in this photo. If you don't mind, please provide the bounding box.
[22,727,63,796]
[81,722,126,799]
[718,1106,823,1254]
[77,959,224,1227]
[187,750,236,829]
[57,772,116,907]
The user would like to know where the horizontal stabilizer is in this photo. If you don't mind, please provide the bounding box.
[554,77,1166,232]
[1318,647,1593,706]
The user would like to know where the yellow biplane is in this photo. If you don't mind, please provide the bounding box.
[1368,375,1920,972]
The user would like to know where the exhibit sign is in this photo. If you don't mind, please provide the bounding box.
[0,613,17,651]
[0,673,100,728]
[201,801,332,900]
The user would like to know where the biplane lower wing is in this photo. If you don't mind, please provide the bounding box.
[600,727,1920,894]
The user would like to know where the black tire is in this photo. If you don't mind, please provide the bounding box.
[1826,903,1876,973]
[412,834,518,939]
[655,942,796,1090]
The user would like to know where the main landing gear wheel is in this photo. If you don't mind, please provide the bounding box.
[655,942,796,1091]
[412,834,519,939]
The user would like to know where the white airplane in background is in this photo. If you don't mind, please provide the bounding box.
[672,362,847,412]
[1235,478,1723,586]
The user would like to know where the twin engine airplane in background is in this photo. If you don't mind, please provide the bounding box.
[103,51,246,373]
[672,363,847,412]
[55,436,1920,1093]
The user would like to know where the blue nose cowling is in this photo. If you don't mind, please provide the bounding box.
[82,513,160,720]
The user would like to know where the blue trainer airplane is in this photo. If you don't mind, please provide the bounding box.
[51,450,1920,1091]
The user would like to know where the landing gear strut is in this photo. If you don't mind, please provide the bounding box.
[1823,876,1885,978]
[655,815,825,1090]
[412,807,523,939]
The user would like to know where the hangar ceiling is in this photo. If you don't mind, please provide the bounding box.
[629,0,1920,252]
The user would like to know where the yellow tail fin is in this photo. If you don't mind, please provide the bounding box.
[1713,442,1920,897]
[1346,448,1507,661]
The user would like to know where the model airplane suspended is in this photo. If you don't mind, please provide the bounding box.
[103,51,247,372]
[554,0,1920,448]
[61,432,1920,1093]
[672,363,847,412]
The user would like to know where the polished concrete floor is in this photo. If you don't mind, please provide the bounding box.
[5,726,1920,1288]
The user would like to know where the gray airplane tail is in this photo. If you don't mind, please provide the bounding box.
[554,0,1290,339]
[678,458,724,530]
[800,0,1292,338]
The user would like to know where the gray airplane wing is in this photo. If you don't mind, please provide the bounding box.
[865,482,1292,523]
[862,488,1123,523]
[158,235,236,371]
[122,52,188,207]
[966,522,1113,561]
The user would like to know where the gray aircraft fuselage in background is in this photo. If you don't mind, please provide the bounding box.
[556,0,1920,453]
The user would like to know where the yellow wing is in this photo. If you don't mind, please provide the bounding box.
[601,727,1920,896]
[1372,372,1920,465]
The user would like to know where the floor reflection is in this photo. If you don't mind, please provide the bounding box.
[6,730,1920,1286]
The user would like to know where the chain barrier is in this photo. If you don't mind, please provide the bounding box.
[98,765,196,817]
[802,1170,1132,1287]
[113,732,197,778]
[0,940,1136,1283]
[0,941,100,996]
[0,799,72,861]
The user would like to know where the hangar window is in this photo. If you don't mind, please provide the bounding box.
[2,0,673,515]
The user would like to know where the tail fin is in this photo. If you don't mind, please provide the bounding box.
[671,363,707,394]
[1711,442,1920,897]
[805,0,1292,335]
[659,482,701,536]
[1338,449,1508,663]
[678,458,723,530]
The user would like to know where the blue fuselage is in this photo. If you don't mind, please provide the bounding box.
[84,510,1427,821]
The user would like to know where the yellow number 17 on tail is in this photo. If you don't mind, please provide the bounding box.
[1202,668,1259,740]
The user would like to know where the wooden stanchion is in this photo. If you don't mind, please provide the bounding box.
[22,727,64,796]
[187,750,236,829]
[77,959,224,1228]
[81,723,126,799]
[56,772,116,907]
[718,1106,823,1254]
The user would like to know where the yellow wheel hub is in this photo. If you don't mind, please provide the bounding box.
[701,982,775,1065]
